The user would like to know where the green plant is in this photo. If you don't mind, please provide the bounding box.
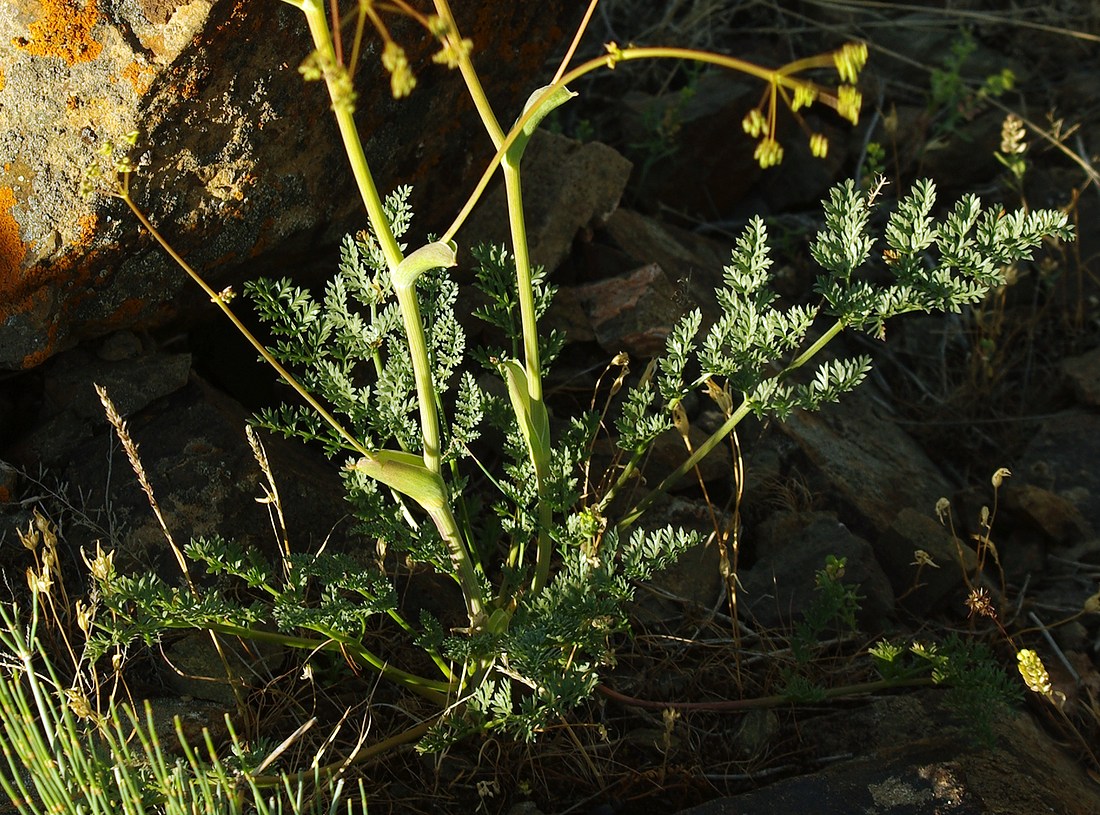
[870,634,1020,747]
[74,0,1073,774]
[927,29,1015,147]
[0,598,369,815]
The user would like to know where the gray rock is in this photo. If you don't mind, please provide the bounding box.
[464,130,633,274]
[1017,409,1100,532]
[779,387,954,533]
[876,507,977,613]
[1062,346,1100,407]
[677,691,1100,815]
[14,344,192,465]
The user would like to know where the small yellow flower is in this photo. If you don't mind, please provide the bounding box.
[26,565,52,596]
[753,138,784,168]
[833,42,868,84]
[432,37,473,70]
[83,542,115,584]
[991,467,1011,488]
[75,600,95,635]
[742,108,767,138]
[809,132,829,158]
[382,42,415,99]
[837,85,862,125]
[604,41,625,69]
[1016,649,1052,695]
[792,84,817,112]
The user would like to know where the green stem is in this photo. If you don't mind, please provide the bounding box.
[296,0,448,479]
[435,5,553,592]
[429,504,486,624]
[502,163,553,592]
[393,283,442,472]
[163,619,454,703]
[296,0,402,269]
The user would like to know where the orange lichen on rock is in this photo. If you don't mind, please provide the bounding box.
[121,61,156,94]
[14,0,103,65]
[0,187,28,283]
[0,66,6,92]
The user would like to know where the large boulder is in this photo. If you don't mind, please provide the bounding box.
[0,0,583,369]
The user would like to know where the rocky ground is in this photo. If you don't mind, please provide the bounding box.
[2,2,1100,814]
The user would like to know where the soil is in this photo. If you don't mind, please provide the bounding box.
[2,2,1100,814]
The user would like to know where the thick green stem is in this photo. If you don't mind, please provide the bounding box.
[435,2,553,592]
[502,163,553,591]
[297,0,446,479]
[429,504,486,624]
[393,284,443,472]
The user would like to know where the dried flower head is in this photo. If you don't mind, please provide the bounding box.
[965,587,995,619]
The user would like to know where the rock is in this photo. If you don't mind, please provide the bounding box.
[631,495,729,623]
[676,691,1100,815]
[740,511,894,630]
[464,130,633,274]
[34,369,355,581]
[1062,347,1100,407]
[778,386,954,534]
[1017,409,1100,532]
[0,1,584,369]
[0,459,18,505]
[571,263,682,357]
[618,71,763,217]
[599,207,729,313]
[12,343,192,466]
[1002,482,1093,545]
[876,507,977,613]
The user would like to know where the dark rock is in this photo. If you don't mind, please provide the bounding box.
[676,690,1100,815]
[599,207,729,313]
[876,507,977,614]
[740,511,894,630]
[12,344,192,466]
[1002,482,1093,545]
[1062,347,1100,408]
[619,71,762,218]
[631,495,729,622]
[54,372,354,580]
[1017,409,1100,532]
[0,1,584,369]
[0,459,17,505]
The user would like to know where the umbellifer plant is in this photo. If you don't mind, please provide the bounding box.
[78,0,1072,760]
